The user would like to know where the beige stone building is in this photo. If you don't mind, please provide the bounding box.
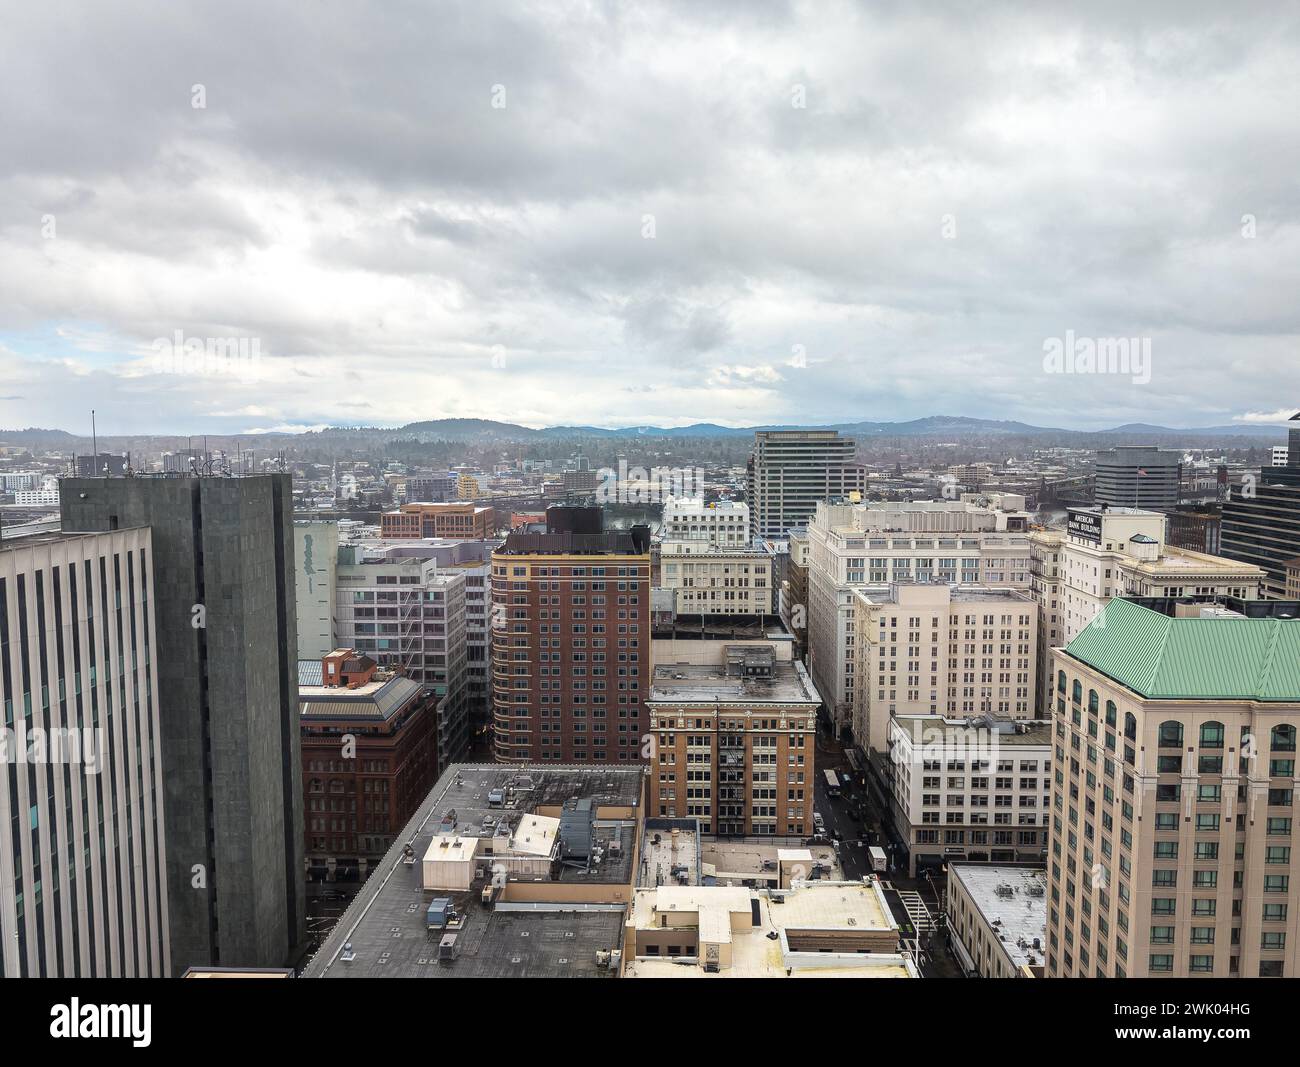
[850,583,1038,756]
[1048,598,1300,978]
[1029,506,1264,705]
[806,497,1032,737]
[657,539,773,615]
[659,498,750,547]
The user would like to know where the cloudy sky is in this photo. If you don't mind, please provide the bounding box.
[1,1,1297,435]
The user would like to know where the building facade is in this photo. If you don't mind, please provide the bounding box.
[887,715,1051,877]
[1048,598,1300,978]
[294,520,339,660]
[1220,463,1300,599]
[490,509,651,763]
[0,529,170,976]
[380,502,496,539]
[657,540,773,615]
[746,430,865,541]
[61,475,305,973]
[806,497,1033,738]
[332,552,469,766]
[660,498,750,547]
[851,584,1038,757]
[405,472,456,503]
[299,651,438,876]
[647,643,820,836]
[1094,445,1181,513]
[1029,507,1264,703]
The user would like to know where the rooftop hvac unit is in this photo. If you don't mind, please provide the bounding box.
[438,934,459,964]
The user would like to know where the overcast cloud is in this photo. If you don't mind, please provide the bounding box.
[1,0,1297,434]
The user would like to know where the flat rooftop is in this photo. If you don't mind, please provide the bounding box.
[700,840,843,884]
[623,881,915,979]
[647,661,820,705]
[948,865,1047,971]
[854,584,1034,605]
[892,715,1052,748]
[639,820,702,887]
[301,763,642,978]
[651,614,790,641]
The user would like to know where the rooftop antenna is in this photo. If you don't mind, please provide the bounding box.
[91,409,97,474]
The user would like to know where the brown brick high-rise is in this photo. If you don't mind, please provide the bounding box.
[491,508,651,763]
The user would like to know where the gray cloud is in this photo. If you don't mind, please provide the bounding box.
[0,0,1297,433]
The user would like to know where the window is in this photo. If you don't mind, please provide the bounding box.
[1158,720,1183,747]
[1199,721,1225,749]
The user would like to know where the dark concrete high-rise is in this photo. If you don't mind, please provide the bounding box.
[746,430,865,541]
[60,475,305,972]
[1093,445,1181,512]
[1221,467,1300,599]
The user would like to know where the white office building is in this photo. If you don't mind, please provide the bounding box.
[660,498,750,547]
[0,528,170,976]
[887,715,1051,877]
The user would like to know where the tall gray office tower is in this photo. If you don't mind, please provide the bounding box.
[61,475,304,972]
[746,430,865,540]
[1093,444,1181,512]
[0,528,171,976]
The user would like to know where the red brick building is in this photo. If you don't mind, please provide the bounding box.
[300,650,439,878]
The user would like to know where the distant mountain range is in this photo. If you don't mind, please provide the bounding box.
[0,414,1286,450]
[388,415,1285,442]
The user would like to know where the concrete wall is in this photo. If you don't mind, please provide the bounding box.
[293,521,337,659]
[61,475,305,972]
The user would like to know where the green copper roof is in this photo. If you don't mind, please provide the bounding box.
[1064,598,1300,702]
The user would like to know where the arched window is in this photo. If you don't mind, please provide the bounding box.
[1199,721,1225,749]
[1271,724,1297,753]
[1125,713,1138,742]
[1158,721,1183,748]
[1058,670,1067,694]
[1105,701,1117,728]
[1072,680,1083,704]
[1088,690,1099,715]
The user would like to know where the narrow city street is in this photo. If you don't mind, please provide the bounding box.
[815,730,963,977]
